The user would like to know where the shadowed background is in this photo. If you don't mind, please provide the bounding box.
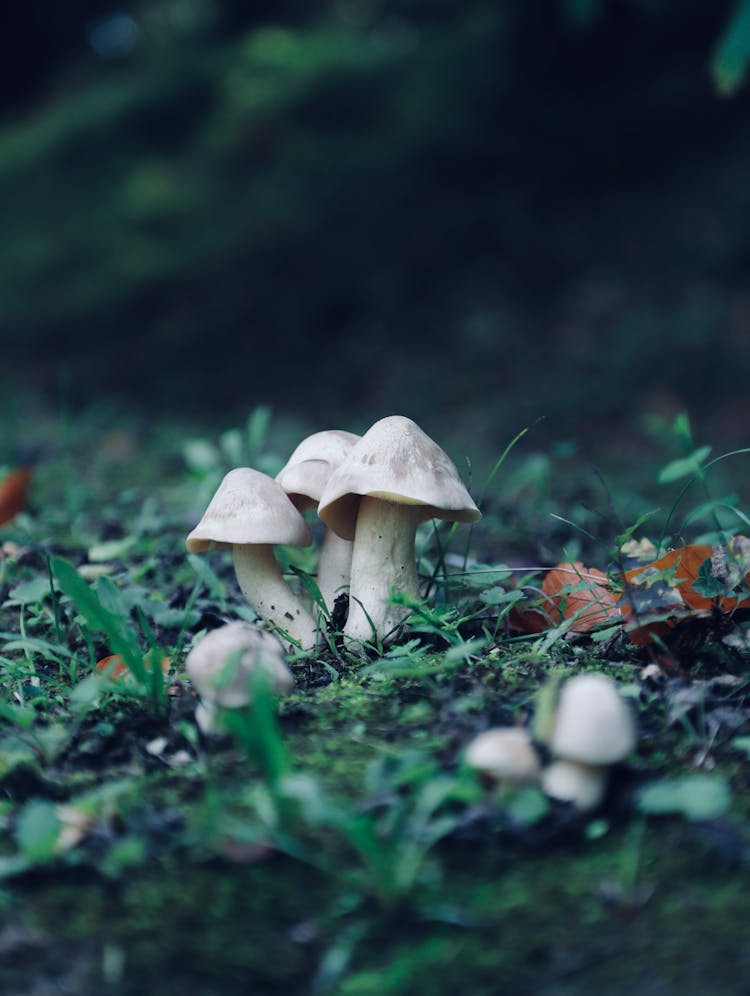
[1,0,749,457]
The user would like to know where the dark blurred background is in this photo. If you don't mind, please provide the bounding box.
[1,0,749,455]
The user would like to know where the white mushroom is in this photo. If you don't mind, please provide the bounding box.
[465,727,542,786]
[185,621,293,733]
[186,468,318,649]
[541,760,608,812]
[275,429,361,614]
[539,673,637,811]
[318,415,481,645]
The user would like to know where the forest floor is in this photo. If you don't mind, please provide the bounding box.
[1,403,749,995]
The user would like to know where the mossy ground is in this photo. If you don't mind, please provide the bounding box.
[0,408,749,994]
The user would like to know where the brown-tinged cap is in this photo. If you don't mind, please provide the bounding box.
[317,415,481,540]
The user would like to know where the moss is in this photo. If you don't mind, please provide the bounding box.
[19,857,332,995]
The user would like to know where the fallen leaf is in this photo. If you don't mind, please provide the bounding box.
[541,562,620,632]
[96,653,170,681]
[0,467,32,526]
[618,541,750,645]
[622,544,713,607]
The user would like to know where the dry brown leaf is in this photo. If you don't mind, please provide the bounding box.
[618,541,750,646]
[0,467,32,526]
[541,561,620,633]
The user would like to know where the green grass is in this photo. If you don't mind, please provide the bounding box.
[0,405,749,993]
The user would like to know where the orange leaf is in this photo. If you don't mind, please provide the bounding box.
[541,561,620,633]
[95,654,130,679]
[621,545,714,612]
[0,467,32,526]
[95,653,170,681]
[616,543,747,645]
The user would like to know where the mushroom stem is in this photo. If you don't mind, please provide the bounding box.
[232,544,318,649]
[344,497,421,644]
[316,528,354,613]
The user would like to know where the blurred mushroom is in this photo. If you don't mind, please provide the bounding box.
[185,621,293,733]
[318,415,481,644]
[186,468,318,648]
[276,429,361,613]
[541,760,608,812]
[538,673,637,811]
[465,727,542,786]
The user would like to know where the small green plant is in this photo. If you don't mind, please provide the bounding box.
[51,557,169,715]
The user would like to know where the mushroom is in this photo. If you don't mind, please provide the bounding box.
[275,429,361,613]
[541,760,607,812]
[186,467,319,648]
[185,621,293,733]
[318,415,481,644]
[465,727,542,786]
[538,673,637,811]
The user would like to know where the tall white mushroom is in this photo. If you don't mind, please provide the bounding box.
[186,468,319,649]
[275,429,361,613]
[318,415,481,645]
[185,621,293,733]
[537,673,637,811]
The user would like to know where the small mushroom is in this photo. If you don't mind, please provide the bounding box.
[318,415,481,645]
[541,760,607,812]
[185,621,293,733]
[186,468,318,648]
[465,727,542,786]
[275,429,361,613]
[538,673,637,811]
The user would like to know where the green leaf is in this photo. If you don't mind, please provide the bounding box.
[51,557,147,684]
[712,0,750,95]
[219,427,245,466]
[15,799,61,863]
[532,671,565,745]
[636,774,731,821]
[0,738,40,780]
[88,537,136,562]
[6,576,52,605]
[658,446,712,484]
[692,557,726,598]
[443,637,486,665]
[504,786,549,825]
[182,438,220,473]
[69,673,107,714]
[245,405,272,463]
[187,554,226,599]
[731,736,750,758]
[0,854,32,880]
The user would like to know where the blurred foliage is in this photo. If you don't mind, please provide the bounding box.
[1,0,750,444]
[713,0,750,93]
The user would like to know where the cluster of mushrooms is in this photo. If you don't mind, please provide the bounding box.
[465,673,637,811]
[184,414,638,813]
[186,414,481,650]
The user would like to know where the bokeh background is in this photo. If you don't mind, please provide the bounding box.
[2,0,749,461]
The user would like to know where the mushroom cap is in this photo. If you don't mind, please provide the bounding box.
[318,415,481,541]
[185,621,293,708]
[465,727,542,784]
[276,429,361,509]
[549,673,637,766]
[186,467,312,552]
[541,759,607,811]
